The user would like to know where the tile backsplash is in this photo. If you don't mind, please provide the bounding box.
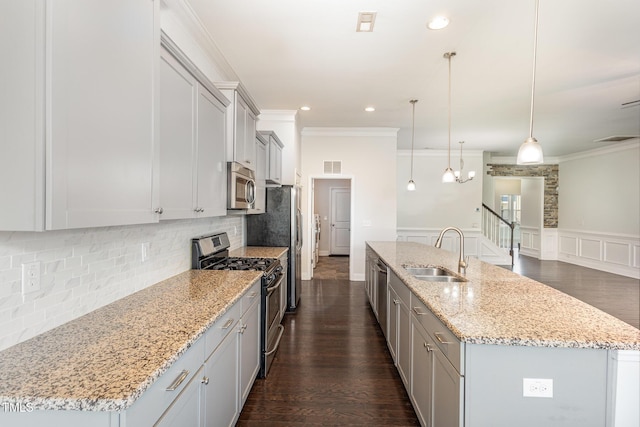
[0,216,244,352]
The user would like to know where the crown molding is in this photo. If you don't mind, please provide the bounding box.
[397,149,484,157]
[258,110,299,122]
[301,127,399,137]
[559,140,640,163]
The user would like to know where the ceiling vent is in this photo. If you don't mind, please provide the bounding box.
[593,135,639,143]
[324,161,342,174]
[356,12,376,32]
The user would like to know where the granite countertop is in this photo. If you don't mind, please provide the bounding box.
[367,241,640,351]
[0,269,262,412]
[229,246,288,259]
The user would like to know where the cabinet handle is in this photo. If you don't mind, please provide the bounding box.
[201,376,209,385]
[166,370,189,391]
[238,324,247,334]
[434,332,451,345]
[199,208,205,213]
[412,307,428,316]
[221,319,234,329]
[154,207,164,214]
[423,342,433,352]
[248,291,258,298]
[393,299,400,305]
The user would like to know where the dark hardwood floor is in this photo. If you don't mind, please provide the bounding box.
[508,254,640,329]
[237,256,419,426]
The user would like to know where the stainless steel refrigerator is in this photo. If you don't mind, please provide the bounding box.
[246,185,302,311]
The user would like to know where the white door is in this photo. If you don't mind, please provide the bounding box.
[330,188,350,255]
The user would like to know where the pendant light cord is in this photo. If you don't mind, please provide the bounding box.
[410,100,417,179]
[446,52,456,169]
[529,0,540,139]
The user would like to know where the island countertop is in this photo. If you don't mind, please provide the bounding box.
[0,269,262,412]
[367,241,640,351]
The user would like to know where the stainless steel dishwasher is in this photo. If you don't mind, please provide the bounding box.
[376,259,388,338]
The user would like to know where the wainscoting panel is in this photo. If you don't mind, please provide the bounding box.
[558,230,639,279]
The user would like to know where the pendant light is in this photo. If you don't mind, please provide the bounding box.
[517,0,544,165]
[442,51,456,183]
[407,99,418,191]
[454,141,475,183]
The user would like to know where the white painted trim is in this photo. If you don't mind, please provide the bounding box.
[258,110,298,122]
[557,229,640,279]
[559,140,640,163]
[301,127,399,137]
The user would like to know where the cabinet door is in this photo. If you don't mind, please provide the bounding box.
[203,330,239,427]
[155,366,204,427]
[245,108,257,169]
[0,0,45,231]
[249,137,267,213]
[411,321,434,427]
[432,349,463,427]
[387,286,399,364]
[234,97,247,167]
[159,48,197,220]
[398,301,411,388]
[47,0,159,229]
[195,85,226,217]
[268,139,282,184]
[239,298,260,406]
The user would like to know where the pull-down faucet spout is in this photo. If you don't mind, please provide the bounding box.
[434,226,468,274]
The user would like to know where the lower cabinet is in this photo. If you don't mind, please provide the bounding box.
[124,279,261,427]
[389,271,411,388]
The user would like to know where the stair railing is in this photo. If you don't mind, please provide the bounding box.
[481,203,515,266]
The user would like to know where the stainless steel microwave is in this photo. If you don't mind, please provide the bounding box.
[227,162,256,209]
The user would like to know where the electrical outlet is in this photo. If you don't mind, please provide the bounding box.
[523,378,553,398]
[21,261,41,296]
[141,242,150,262]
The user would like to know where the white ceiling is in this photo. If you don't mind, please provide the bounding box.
[184,0,640,157]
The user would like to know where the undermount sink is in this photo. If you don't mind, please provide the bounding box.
[403,266,467,283]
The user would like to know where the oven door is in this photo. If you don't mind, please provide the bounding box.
[262,271,285,377]
[228,162,256,209]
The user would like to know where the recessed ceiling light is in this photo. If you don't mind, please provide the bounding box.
[427,16,449,30]
[300,106,311,111]
[356,12,377,32]
[365,106,375,112]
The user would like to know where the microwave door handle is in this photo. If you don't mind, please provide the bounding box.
[245,179,256,204]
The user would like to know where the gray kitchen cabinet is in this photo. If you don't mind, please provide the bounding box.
[0,0,160,231]
[238,281,261,407]
[364,250,377,314]
[390,271,411,388]
[202,325,239,427]
[411,293,464,427]
[387,285,400,364]
[259,131,284,185]
[216,82,260,171]
[159,40,228,220]
[247,133,267,214]
[154,366,204,427]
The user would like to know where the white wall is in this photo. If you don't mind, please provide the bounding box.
[397,149,484,230]
[557,142,640,277]
[0,216,244,351]
[301,128,398,281]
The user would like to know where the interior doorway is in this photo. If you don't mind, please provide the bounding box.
[311,178,352,275]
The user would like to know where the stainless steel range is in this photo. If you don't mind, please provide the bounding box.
[192,232,285,378]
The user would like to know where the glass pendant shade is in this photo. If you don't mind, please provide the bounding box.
[442,168,455,183]
[517,136,544,164]
[407,179,416,191]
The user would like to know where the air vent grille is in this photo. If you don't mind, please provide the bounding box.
[323,161,342,174]
[593,135,639,143]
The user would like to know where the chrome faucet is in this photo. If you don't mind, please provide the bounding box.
[434,226,468,274]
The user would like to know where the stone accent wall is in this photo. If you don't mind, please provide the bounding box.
[487,164,558,228]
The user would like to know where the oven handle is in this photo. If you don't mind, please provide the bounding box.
[266,273,284,294]
[264,324,285,356]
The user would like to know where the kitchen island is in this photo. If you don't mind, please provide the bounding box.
[0,269,262,426]
[366,241,639,427]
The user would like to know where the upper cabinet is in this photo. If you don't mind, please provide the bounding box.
[259,131,284,186]
[215,82,260,171]
[0,0,160,230]
[246,132,268,215]
[158,39,229,220]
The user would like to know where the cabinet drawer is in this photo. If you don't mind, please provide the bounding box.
[410,295,464,375]
[205,302,241,360]
[389,272,411,306]
[125,337,204,426]
[240,280,261,316]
